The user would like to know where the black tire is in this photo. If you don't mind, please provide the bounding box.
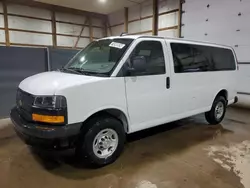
[205,96,227,125]
[76,115,125,167]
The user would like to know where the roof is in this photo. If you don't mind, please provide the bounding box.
[99,35,233,49]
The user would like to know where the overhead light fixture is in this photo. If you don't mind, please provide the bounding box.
[99,0,107,3]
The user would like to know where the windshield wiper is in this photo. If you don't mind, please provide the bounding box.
[70,68,109,77]
[61,67,108,77]
[60,67,83,75]
[82,70,109,77]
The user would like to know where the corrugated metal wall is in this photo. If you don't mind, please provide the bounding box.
[182,0,250,107]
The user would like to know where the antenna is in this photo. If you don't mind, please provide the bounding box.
[120,32,128,36]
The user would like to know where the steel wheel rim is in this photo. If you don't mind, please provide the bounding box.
[215,101,224,120]
[93,128,118,159]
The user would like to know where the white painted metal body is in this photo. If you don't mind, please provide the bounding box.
[19,35,238,133]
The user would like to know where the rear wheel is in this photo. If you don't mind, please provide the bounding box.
[76,115,125,167]
[205,96,227,125]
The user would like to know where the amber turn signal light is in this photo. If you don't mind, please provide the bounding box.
[32,114,64,123]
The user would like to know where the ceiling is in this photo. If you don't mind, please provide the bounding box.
[34,0,146,14]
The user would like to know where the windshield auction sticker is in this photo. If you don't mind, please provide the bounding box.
[109,42,125,49]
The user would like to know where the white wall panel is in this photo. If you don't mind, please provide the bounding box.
[159,0,178,13]
[93,28,103,38]
[237,64,250,107]
[108,9,124,26]
[57,36,90,48]
[92,18,103,27]
[128,0,153,21]
[7,4,51,19]
[234,46,250,62]
[10,31,52,45]
[158,29,177,37]
[108,0,177,36]
[182,0,208,13]
[141,18,152,31]
[128,21,140,33]
[0,2,3,13]
[56,22,89,36]
[56,12,87,24]
[128,18,152,33]
[111,25,123,36]
[237,65,250,93]
[158,12,178,28]
[57,35,77,47]
[0,15,4,27]
[182,0,250,58]
[0,30,5,42]
[77,38,90,48]
[8,16,52,32]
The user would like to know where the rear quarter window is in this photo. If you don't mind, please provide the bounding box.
[170,43,236,73]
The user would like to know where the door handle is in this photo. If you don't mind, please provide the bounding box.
[166,77,170,89]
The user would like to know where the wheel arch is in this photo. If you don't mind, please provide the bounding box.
[81,108,130,134]
[215,89,228,101]
[209,89,228,110]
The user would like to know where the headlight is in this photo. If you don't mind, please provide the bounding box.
[33,96,67,108]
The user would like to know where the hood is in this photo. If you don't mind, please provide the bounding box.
[19,71,104,95]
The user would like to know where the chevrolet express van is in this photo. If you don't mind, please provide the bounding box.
[10,35,238,166]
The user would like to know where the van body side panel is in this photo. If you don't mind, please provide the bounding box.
[55,77,128,125]
[170,71,236,115]
[166,40,237,118]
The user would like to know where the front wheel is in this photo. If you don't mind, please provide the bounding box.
[205,96,227,125]
[76,115,125,167]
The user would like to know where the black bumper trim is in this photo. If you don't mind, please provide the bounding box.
[10,107,81,149]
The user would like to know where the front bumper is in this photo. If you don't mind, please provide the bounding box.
[10,107,81,150]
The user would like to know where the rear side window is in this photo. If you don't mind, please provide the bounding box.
[210,47,236,71]
[171,43,236,73]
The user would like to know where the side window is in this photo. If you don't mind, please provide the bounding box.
[171,43,236,73]
[171,43,194,73]
[210,48,236,71]
[192,45,211,72]
[171,43,210,73]
[128,41,166,76]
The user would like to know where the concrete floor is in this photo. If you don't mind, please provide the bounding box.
[0,107,250,188]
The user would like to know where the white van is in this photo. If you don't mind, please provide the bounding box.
[11,35,238,166]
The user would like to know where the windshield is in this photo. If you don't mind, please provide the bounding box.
[64,38,134,76]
